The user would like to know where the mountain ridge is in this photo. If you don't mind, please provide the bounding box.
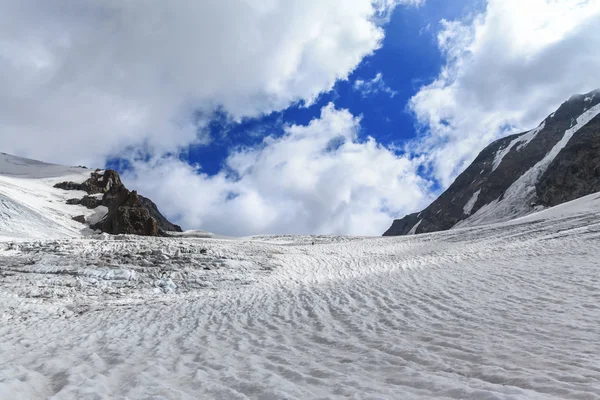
[384,89,600,236]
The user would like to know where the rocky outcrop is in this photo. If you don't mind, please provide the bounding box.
[139,195,182,233]
[66,196,102,209]
[93,189,159,236]
[384,89,600,236]
[72,215,86,224]
[536,111,600,207]
[55,169,182,236]
[54,169,122,194]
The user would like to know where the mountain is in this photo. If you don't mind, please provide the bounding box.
[0,153,181,239]
[384,89,600,236]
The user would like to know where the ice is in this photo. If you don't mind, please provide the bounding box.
[1,193,600,399]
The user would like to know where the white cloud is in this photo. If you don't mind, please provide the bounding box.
[124,104,433,236]
[410,0,600,187]
[353,73,397,97]
[10,0,598,237]
[0,0,418,166]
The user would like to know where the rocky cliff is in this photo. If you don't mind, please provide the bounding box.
[56,169,182,236]
[384,89,600,236]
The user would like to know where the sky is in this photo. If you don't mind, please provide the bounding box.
[2,0,600,236]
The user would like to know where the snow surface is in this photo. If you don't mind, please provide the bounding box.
[459,103,600,228]
[1,153,600,399]
[463,189,481,215]
[2,192,600,399]
[0,154,100,240]
[492,122,545,171]
[166,230,217,239]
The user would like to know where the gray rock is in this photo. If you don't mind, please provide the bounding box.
[384,89,600,236]
[72,215,86,224]
[56,169,180,236]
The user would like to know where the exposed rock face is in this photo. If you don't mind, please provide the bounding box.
[94,189,159,236]
[536,113,600,207]
[139,195,183,233]
[54,170,122,194]
[384,89,600,236]
[66,196,102,209]
[55,169,182,236]
[72,215,86,224]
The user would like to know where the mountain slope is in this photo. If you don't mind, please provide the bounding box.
[384,89,600,236]
[0,153,180,239]
[0,153,99,239]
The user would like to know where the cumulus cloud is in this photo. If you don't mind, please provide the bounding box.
[353,73,397,97]
[124,104,433,236]
[8,0,598,236]
[0,0,417,166]
[410,0,600,187]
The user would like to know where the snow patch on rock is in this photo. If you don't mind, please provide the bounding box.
[407,219,422,235]
[492,122,546,171]
[458,103,600,228]
[463,189,481,215]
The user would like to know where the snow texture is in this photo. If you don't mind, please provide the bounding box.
[459,103,600,228]
[1,192,600,399]
[0,154,98,240]
[1,153,600,399]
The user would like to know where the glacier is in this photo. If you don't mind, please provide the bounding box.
[1,153,600,399]
[1,192,600,398]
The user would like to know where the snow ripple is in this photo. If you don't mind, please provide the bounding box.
[1,196,600,399]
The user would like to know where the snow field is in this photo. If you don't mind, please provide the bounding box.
[0,154,101,240]
[1,193,600,399]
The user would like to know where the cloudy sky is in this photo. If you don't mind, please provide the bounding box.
[2,0,600,235]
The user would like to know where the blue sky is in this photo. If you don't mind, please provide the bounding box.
[184,0,482,179]
[4,0,600,235]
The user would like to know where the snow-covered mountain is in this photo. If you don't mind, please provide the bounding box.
[385,89,600,236]
[0,153,180,239]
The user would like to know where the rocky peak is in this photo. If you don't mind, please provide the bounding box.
[55,169,182,236]
[384,89,600,236]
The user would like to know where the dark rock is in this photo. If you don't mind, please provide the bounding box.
[54,170,123,195]
[57,168,181,237]
[139,195,183,233]
[384,89,600,236]
[72,215,86,224]
[536,113,600,206]
[80,195,102,209]
[92,186,160,236]
[54,181,83,191]
[83,170,123,195]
